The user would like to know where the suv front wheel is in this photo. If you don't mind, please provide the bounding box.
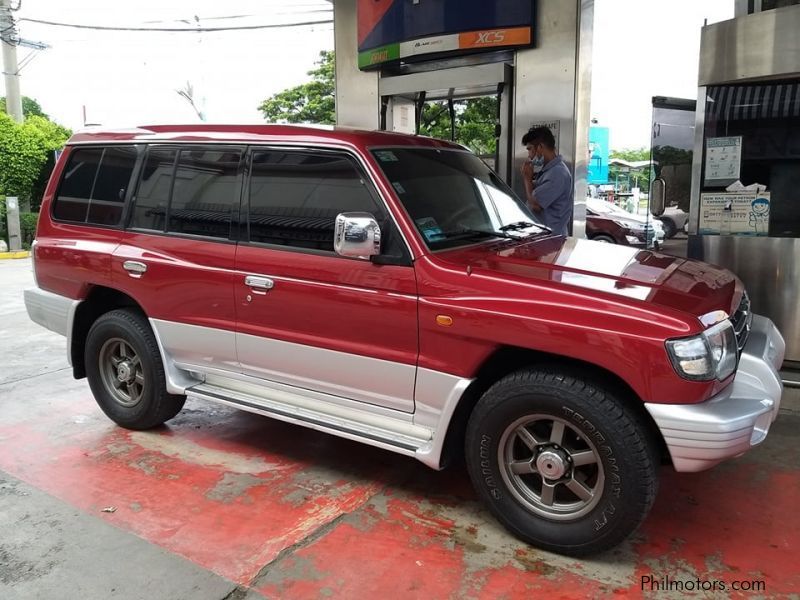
[465,367,659,556]
[85,309,186,430]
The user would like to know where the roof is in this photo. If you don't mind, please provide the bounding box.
[66,123,464,150]
[608,158,657,169]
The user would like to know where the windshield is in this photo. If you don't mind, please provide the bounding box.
[370,147,546,250]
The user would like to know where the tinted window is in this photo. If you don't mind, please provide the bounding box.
[53,146,136,225]
[130,148,176,232]
[248,151,382,251]
[87,147,138,225]
[168,148,242,238]
[371,147,541,250]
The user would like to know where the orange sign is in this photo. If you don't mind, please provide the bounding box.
[458,27,531,49]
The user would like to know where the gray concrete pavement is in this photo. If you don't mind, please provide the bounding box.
[0,258,70,386]
[0,258,251,599]
[0,473,238,600]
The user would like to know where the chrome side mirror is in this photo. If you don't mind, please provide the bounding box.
[650,178,666,217]
[334,212,381,260]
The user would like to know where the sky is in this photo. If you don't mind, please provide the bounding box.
[7,0,733,150]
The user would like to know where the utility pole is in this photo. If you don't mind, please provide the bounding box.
[0,0,23,123]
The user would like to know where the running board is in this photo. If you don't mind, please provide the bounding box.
[187,379,433,456]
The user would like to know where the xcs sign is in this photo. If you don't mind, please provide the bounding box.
[476,31,506,44]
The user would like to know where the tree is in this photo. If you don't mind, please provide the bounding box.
[418,97,498,156]
[0,112,71,211]
[1,95,49,119]
[259,50,335,125]
[609,147,653,192]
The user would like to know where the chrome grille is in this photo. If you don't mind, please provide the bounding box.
[730,291,752,353]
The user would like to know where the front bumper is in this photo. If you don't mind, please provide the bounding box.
[645,314,785,472]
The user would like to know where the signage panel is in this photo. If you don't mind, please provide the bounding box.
[358,0,536,70]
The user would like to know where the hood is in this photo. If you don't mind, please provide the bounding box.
[436,236,740,319]
[590,209,651,226]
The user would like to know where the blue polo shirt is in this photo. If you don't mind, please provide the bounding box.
[534,155,573,236]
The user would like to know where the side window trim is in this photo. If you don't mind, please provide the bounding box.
[119,145,147,230]
[243,145,412,265]
[127,145,179,234]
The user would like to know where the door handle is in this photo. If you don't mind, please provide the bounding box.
[245,275,274,294]
[123,260,147,278]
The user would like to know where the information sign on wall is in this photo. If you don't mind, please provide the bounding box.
[699,192,771,235]
[704,136,742,183]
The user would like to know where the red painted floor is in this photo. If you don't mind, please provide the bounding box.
[1,375,798,599]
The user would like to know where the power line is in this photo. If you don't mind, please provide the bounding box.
[18,16,332,33]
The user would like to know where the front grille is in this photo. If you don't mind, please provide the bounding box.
[730,291,753,353]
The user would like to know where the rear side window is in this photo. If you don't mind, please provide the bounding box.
[130,148,177,232]
[53,146,137,226]
[130,146,242,239]
[169,148,242,238]
[248,150,382,251]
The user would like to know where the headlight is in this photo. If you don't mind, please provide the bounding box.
[666,320,737,381]
[615,220,646,231]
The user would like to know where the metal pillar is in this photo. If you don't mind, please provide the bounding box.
[0,0,23,123]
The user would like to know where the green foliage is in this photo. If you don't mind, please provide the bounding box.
[609,147,653,192]
[0,198,5,244]
[259,51,335,124]
[0,111,71,211]
[610,147,651,162]
[0,96,49,119]
[651,145,692,178]
[419,97,498,156]
[19,211,38,247]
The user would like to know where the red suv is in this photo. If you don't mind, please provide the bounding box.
[25,125,784,556]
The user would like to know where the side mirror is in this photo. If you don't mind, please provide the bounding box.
[650,178,666,217]
[334,212,382,260]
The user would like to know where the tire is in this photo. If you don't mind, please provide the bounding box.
[660,218,677,239]
[464,367,659,556]
[592,234,616,244]
[85,309,186,430]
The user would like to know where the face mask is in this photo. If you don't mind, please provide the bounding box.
[532,154,545,172]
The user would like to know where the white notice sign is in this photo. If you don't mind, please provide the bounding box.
[699,192,770,236]
[705,136,742,182]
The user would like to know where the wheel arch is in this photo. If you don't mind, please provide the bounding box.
[70,286,145,379]
[438,345,669,469]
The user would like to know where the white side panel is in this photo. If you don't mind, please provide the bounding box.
[414,367,474,469]
[150,319,237,390]
[238,332,416,413]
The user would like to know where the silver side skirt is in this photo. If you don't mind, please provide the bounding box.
[187,374,435,464]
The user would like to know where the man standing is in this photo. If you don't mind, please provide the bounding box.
[521,127,573,236]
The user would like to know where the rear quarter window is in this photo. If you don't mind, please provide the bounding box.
[53,146,138,226]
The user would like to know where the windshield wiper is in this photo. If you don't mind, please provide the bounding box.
[500,221,551,233]
[439,228,518,241]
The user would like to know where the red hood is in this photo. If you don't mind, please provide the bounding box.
[435,236,741,319]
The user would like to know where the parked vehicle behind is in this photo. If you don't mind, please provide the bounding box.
[581,197,665,248]
[25,125,784,556]
[656,205,690,238]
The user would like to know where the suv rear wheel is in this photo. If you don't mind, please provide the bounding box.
[464,367,658,556]
[85,309,185,430]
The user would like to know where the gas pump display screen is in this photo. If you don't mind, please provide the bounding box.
[358,0,536,70]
